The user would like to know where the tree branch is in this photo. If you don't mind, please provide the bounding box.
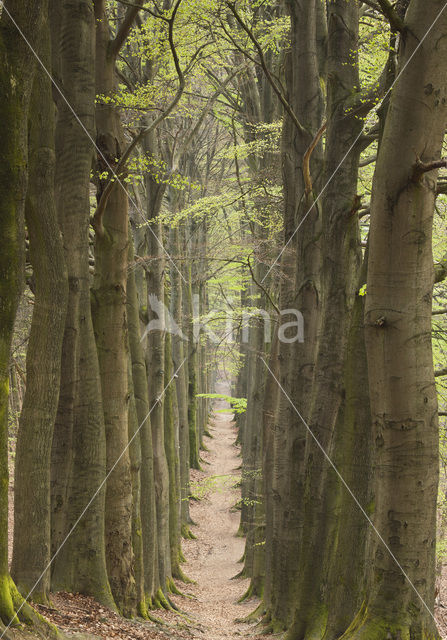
[115,0,168,21]
[433,308,447,316]
[435,368,447,378]
[225,1,306,136]
[92,0,185,234]
[247,255,280,315]
[435,251,447,284]
[109,0,144,59]
[303,121,326,194]
[359,154,377,167]
[413,157,447,181]
[376,0,405,32]
[172,64,246,172]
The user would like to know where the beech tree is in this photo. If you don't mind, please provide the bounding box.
[0,0,61,634]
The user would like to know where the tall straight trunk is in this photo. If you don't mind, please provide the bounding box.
[267,0,324,627]
[170,227,192,533]
[126,226,146,618]
[145,217,171,595]
[127,358,146,617]
[321,253,372,640]
[0,1,59,632]
[186,261,200,470]
[163,330,183,583]
[92,0,137,615]
[345,2,447,636]
[262,330,280,616]
[143,142,172,595]
[11,14,68,604]
[240,308,268,596]
[285,2,363,637]
[234,276,249,447]
[238,286,261,540]
[50,0,114,608]
[128,224,158,608]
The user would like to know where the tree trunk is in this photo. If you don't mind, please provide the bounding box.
[285,2,364,636]
[128,223,158,609]
[345,1,447,636]
[92,0,136,615]
[11,11,68,603]
[186,261,201,471]
[266,0,324,626]
[170,227,192,535]
[163,330,183,585]
[143,146,172,598]
[49,0,114,608]
[0,1,59,633]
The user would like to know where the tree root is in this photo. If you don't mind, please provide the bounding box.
[0,576,59,639]
[181,524,196,540]
[237,584,254,603]
[231,568,247,580]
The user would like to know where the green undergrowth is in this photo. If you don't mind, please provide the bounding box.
[196,393,247,414]
[188,474,238,501]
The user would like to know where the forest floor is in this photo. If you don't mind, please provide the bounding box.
[8,387,267,640]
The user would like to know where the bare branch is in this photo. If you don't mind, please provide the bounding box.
[359,154,377,167]
[225,1,307,136]
[303,122,326,194]
[413,157,447,181]
[110,0,144,58]
[93,0,185,234]
[435,251,447,284]
[172,64,246,172]
[376,0,405,32]
[247,255,280,315]
[115,0,169,21]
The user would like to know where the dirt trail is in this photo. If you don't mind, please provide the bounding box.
[169,380,263,640]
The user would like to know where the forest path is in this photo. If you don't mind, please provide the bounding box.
[168,379,263,640]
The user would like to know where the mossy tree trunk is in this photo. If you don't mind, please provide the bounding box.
[320,254,372,640]
[92,0,144,616]
[0,1,60,633]
[345,1,447,636]
[143,128,172,599]
[49,0,114,608]
[170,226,192,534]
[186,260,200,471]
[11,8,68,604]
[128,223,158,610]
[284,2,364,636]
[266,0,324,627]
[163,330,183,584]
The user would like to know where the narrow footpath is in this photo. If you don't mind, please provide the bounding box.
[168,380,264,639]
